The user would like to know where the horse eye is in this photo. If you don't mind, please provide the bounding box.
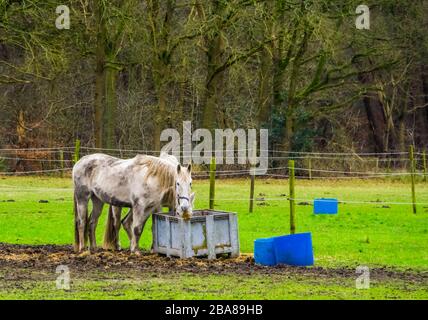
[176,182,179,186]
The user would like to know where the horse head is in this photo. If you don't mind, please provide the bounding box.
[175,163,194,219]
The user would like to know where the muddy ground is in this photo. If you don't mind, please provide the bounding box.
[0,243,427,284]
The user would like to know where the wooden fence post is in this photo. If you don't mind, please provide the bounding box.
[73,139,81,165]
[409,145,417,214]
[249,173,255,213]
[209,157,216,210]
[59,150,64,178]
[289,159,296,234]
[249,141,256,213]
[307,157,312,180]
[423,150,427,183]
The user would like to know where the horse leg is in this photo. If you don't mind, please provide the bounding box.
[88,195,104,252]
[130,205,152,255]
[121,208,133,241]
[75,192,90,252]
[112,206,122,250]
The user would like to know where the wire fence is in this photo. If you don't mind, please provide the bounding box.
[0,146,427,183]
[0,165,425,179]
[1,145,426,155]
[0,145,427,179]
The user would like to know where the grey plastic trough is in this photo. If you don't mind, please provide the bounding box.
[152,209,240,259]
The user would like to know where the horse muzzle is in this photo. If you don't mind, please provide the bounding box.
[181,210,192,220]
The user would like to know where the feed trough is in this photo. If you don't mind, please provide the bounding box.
[152,210,240,259]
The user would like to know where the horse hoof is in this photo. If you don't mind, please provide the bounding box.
[131,250,141,256]
[77,247,89,255]
[78,251,91,258]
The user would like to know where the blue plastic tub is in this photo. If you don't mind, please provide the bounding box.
[273,233,314,266]
[254,238,276,266]
[314,198,338,214]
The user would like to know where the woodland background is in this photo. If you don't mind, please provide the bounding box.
[0,0,427,168]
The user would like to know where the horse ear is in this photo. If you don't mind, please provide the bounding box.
[187,164,192,173]
[177,164,181,173]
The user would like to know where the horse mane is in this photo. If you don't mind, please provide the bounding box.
[135,155,177,206]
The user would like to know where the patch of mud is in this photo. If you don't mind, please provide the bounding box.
[0,243,427,283]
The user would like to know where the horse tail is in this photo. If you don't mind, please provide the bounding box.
[103,205,118,250]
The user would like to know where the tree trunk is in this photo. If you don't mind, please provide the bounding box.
[257,1,273,127]
[203,75,224,130]
[363,95,387,153]
[257,47,272,126]
[358,72,387,153]
[0,43,9,59]
[93,0,105,148]
[146,0,176,152]
[202,30,225,130]
[397,117,406,153]
[200,0,227,131]
[94,44,104,149]
[271,8,288,123]
[17,110,26,146]
[153,88,166,152]
[281,20,310,151]
[421,66,428,148]
[271,1,304,152]
[103,66,118,149]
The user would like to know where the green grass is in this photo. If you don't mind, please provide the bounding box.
[0,176,427,299]
[1,176,427,269]
[1,270,427,300]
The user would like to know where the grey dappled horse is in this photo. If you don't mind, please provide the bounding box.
[72,153,193,254]
[104,153,194,251]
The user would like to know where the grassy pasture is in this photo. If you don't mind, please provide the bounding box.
[1,268,427,300]
[0,176,427,299]
[1,176,427,268]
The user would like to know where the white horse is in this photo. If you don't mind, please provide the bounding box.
[103,152,192,251]
[72,153,194,254]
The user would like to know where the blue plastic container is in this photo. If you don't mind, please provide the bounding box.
[254,238,276,266]
[314,198,338,214]
[273,233,314,266]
